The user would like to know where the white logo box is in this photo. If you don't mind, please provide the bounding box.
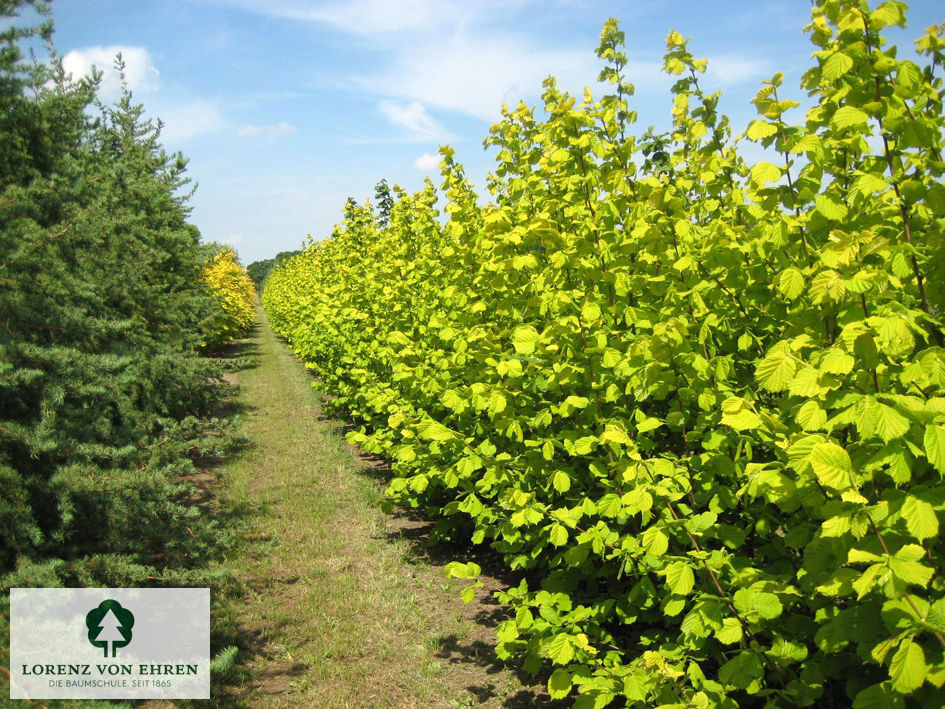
[10,588,210,700]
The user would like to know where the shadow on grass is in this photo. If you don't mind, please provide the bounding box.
[349,461,565,707]
[132,330,281,709]
[208,323,264,370]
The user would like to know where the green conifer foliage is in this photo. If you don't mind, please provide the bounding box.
[0,2,236,588]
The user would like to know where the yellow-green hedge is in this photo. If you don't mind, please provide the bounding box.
[203,247,255,348]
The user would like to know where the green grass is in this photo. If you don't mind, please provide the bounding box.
[202,309,544,708]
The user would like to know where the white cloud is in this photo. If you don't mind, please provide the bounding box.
[237,120,297,137]
[378,101,450,141]
[412,153,440,171]
[196,0,465,34]
[295,0,462,34]
[62,45,159,101]
[62,45,224,147]
[156,101,224,143]
[198,0,600,122]
[224,232,244,246]
[706,55,770,86]
[361,36,601,122]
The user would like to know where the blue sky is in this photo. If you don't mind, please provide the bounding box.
[44,0,944,264]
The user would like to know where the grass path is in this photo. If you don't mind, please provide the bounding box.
[206,309,554,708]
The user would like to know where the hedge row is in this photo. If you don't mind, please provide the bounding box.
[264,3,945,706]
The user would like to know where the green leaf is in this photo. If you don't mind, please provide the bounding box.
[810,442,853,490]
[715,618,743,644]
[766,637,808,663]
[897,61,922,89]
[752,593,784,620]
[496,358,523,377]
[487,391,507,415]
[721,397,762,431]
[496,620,518,643]
[582,301,602,322]
[831,105,870,131]
[888,637,927,693]
[681,607,708,638]
[796,400,828,431]
[870,3,906,29]
[597,493,621,517]
[810,269,846,303]
[601,347,622,368]
[873,402,911,442]
[636,416,663,433]
[549,147,570,163]
[853,682,906,709]
[600,424,631,445]
[820,349,855,375]
[756,346,797,391]
[673,254,693,272]
[441,389,467,413]
[552,471,571,494]
[822,51,854,81]
[642,526,669,556]
[888,556,933,586]
[664,561,695,595]
[565,395,590,411]
[733,588,783,620]
[852,172,889,197]
[901,496,938,540]
[778,268,805,300]
[571,433,597,453]
[718,651,763,690]
[895,544,925,563]
[747,120,778,141]
[750,161,781,186]
[815,194,849,220]
[849,548,883,563]
[547,633,575,665]
[444,561,481,579]
[418,420,455,441]
[790,133,823,155]
[549,523,569,547]
[548,668,572,700]
[622,488,653,514]
[790,366,827,397]
[512,325,540,354]
[924,424,945,473]
[621,675,648,703]
[854,564,884,598]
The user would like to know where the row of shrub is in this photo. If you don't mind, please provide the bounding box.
[264,2,945,706]
[1,2,252,595]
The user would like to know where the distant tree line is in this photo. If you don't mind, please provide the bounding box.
[247,250,302,291]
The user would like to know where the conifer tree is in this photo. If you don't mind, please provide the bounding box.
[374,178,393,227]
[0,0,236,588]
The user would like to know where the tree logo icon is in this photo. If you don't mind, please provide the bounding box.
[85,600,134,657]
